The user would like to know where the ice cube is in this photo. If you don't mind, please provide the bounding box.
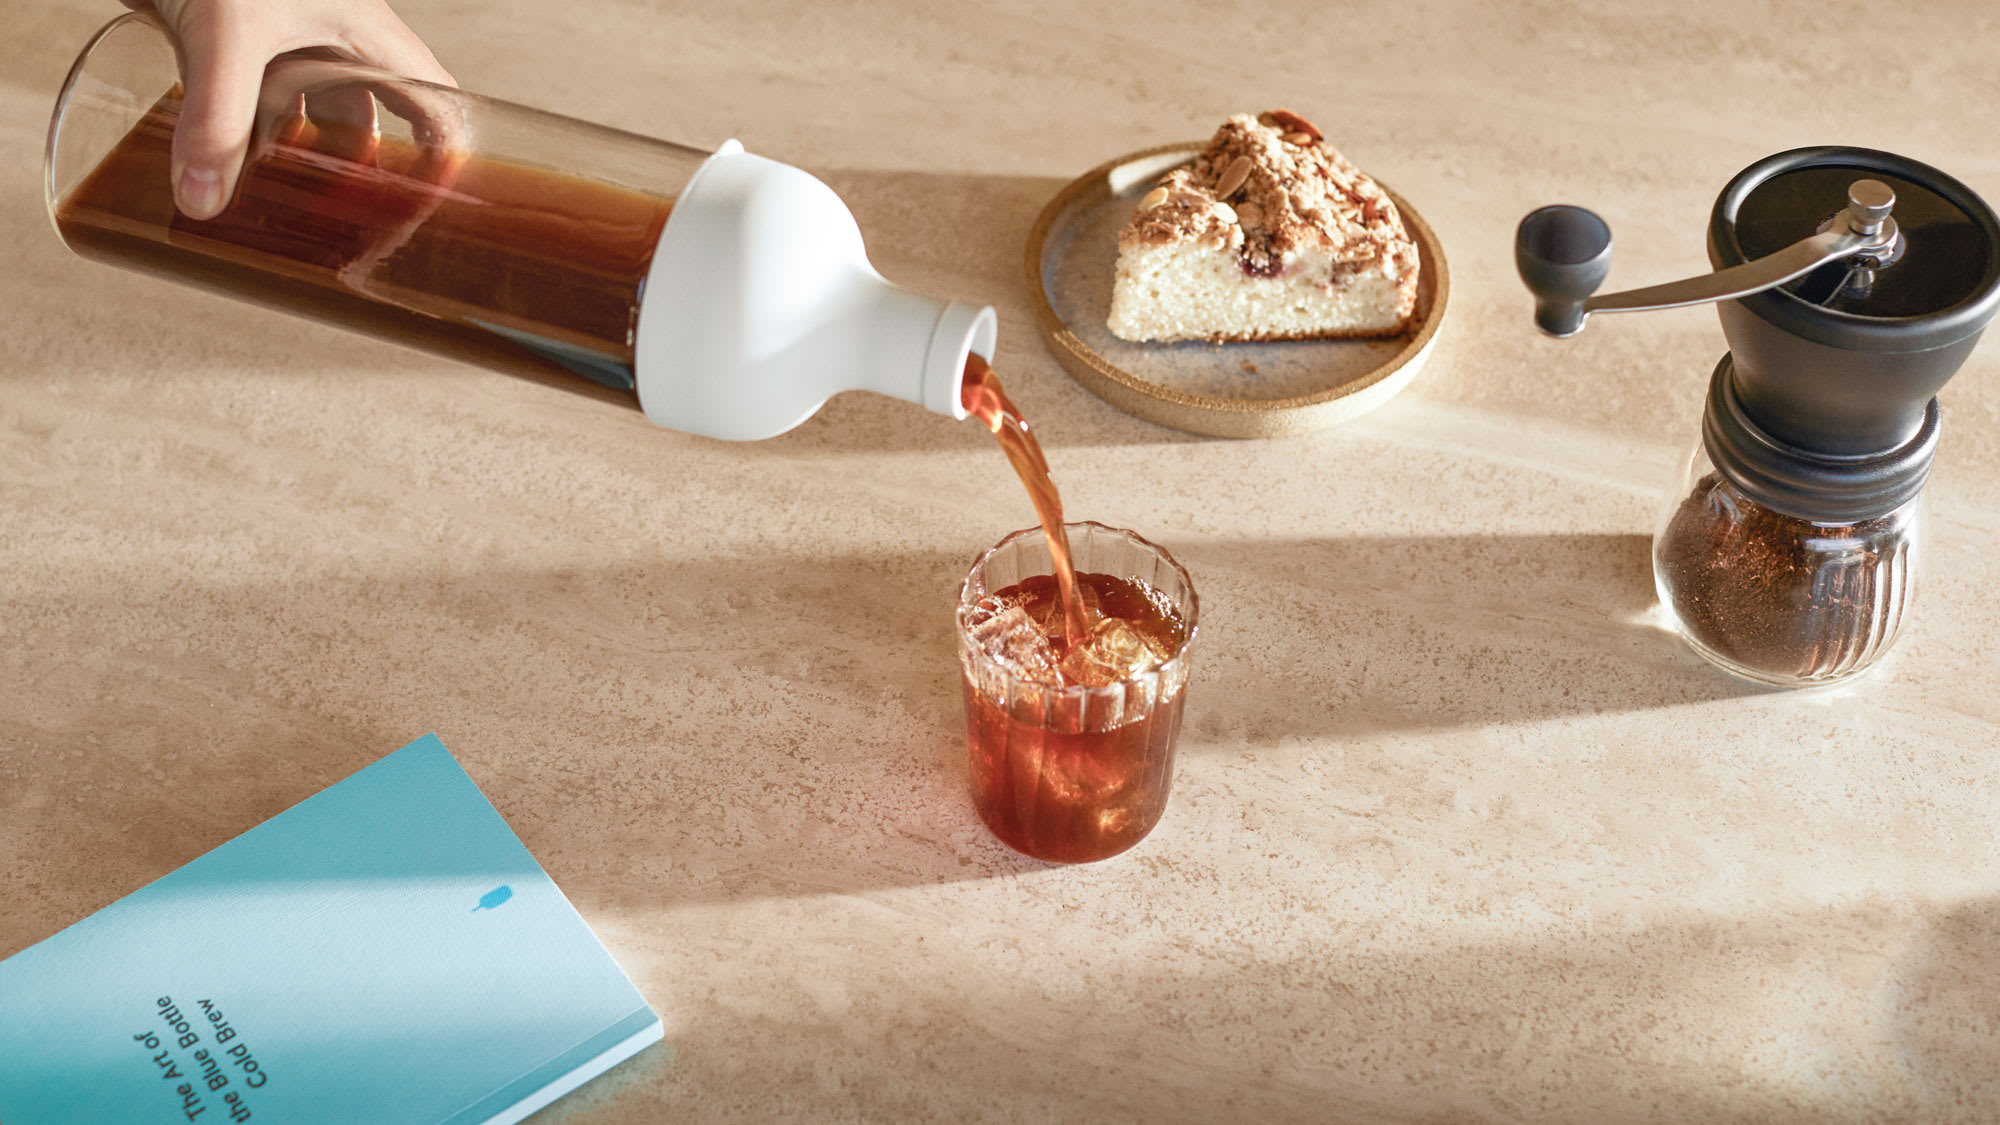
[1058,616,1168,688]
[965,599,1062,683]
[1022,582,1100,646]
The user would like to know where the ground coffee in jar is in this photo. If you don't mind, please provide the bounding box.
[1654,470,1918,685]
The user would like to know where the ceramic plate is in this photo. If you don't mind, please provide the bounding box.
[1026,143,1449,438]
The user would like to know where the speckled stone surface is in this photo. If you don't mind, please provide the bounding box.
[6,1,2000,1120]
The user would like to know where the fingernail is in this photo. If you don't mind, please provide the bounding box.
[178,166,223,218]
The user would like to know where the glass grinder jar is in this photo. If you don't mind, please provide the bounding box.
[1517,147,2000,687]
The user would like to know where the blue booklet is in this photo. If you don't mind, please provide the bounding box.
[0,734,662,1124]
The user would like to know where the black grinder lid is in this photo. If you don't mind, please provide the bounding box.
[1711,147,2000,351]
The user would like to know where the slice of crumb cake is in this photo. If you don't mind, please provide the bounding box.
[1107,110,1420,343]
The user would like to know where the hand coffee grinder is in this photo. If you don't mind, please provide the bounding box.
[1517,148,2000,687]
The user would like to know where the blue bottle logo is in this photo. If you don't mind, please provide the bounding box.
[471,885,514,912]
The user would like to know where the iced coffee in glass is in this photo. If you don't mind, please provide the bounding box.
[955,522,1199,863]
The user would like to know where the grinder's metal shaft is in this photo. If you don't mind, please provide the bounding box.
[1516,180,1902,338]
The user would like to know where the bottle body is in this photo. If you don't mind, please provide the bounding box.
[48,13,709,403]
[1653,442,1923,687]
[48,13,995,439]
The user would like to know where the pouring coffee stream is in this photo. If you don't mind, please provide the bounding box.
[1517,147,2000,686]
[959,355,1093,648]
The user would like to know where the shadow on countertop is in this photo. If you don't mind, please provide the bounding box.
[1171,530,1761,748]
[573,529,1743,755]
[4,525,1756,954]
[1885,895,2000,1119]
[540,893,1970,1124]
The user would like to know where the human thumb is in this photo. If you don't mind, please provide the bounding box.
[167,13,267,219]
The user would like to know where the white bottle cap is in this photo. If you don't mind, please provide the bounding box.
[633,143,997,440]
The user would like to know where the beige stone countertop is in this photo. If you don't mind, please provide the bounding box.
[6,0,2000,1120]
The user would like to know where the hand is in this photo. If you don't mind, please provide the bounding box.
[121,0,455,219]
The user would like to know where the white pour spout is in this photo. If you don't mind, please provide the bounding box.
[633,141,997,441]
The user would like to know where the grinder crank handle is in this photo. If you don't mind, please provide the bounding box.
[1515,179,1901,338]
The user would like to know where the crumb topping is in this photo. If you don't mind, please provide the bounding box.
[1119,110,1419,281]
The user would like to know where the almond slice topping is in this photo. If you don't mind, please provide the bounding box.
[1268,108,1323,140]
[1212,201,1238,225]
[1214,155,1252,199]
[1140,186,1169,210]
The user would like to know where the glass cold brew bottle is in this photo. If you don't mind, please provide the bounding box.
[47,12,995,441]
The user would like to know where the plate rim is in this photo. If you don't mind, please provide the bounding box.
[1024,141,1451,438]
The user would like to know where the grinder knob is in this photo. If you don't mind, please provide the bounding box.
[1845,179,1896,233]
[1515,205,1613,338]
